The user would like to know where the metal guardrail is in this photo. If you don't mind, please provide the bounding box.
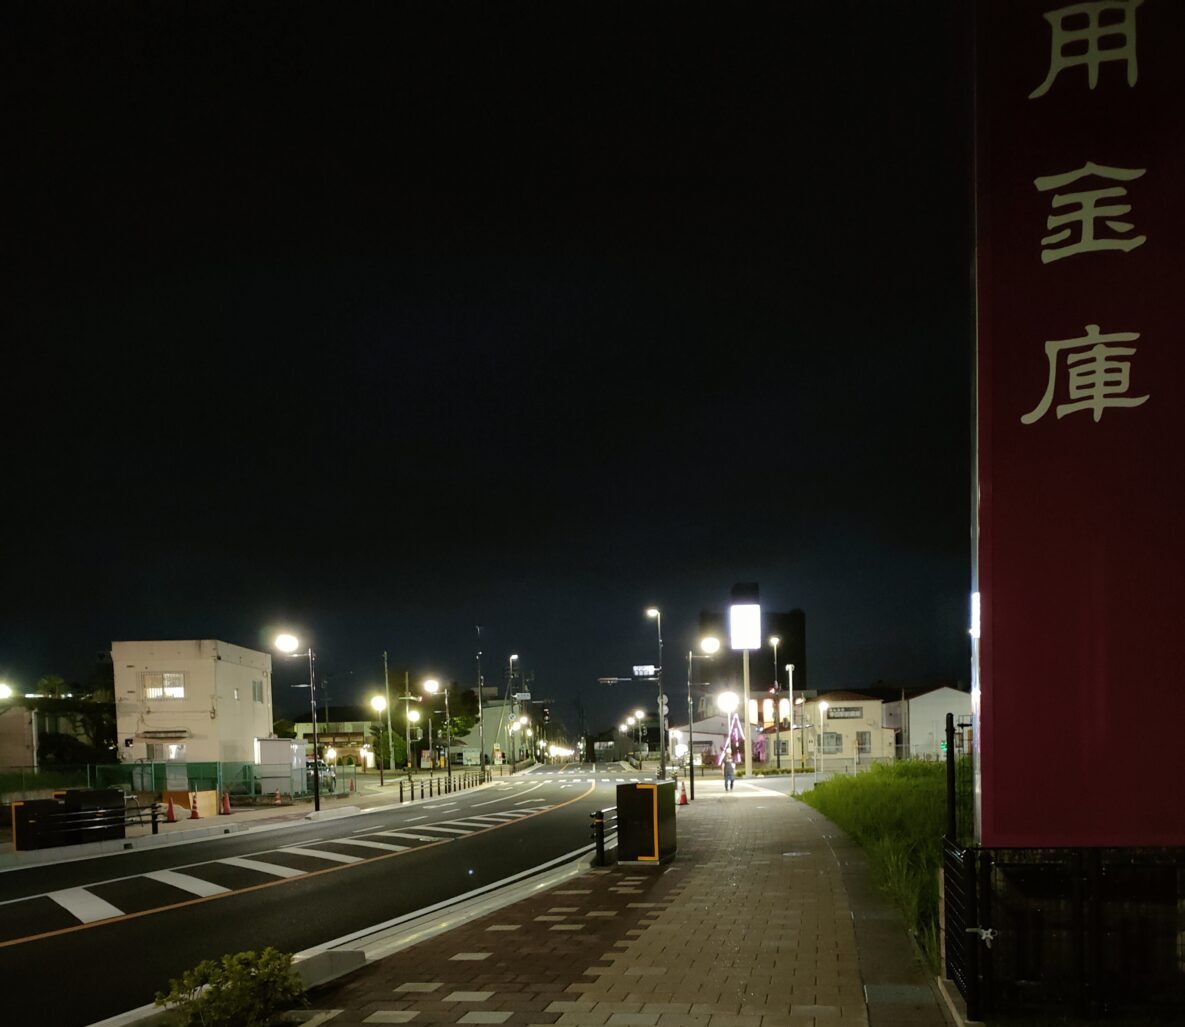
[11,796,166,851]
[396,769,490,804]
[589,805,618,867]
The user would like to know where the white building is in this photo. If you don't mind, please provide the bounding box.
[113,639,274,764]
[883,685,972,759]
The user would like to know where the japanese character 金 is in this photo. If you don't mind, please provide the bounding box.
[1033,161,1146,264]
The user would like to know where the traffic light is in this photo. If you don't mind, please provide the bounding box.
[659,694,669,717]
[542,705,550,723]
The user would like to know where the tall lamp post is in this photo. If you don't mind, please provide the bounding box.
[816,699,829,787]
[687,635,720,800]
[424,678,451,786]
[475,628,485,769]
[769,636,781,770]
[407,707,421,771]
[786,663,796,795]
[275,633,320,813]
[370,695,388,786]
[646,607,666,779]
[729,586,761,781]
[380,651,396,780]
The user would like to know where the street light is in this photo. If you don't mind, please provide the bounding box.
[0,683,12,701]
[729,587,761,780]
[423,678,451,785]
[769,636,781,770]
[275,633,321,813]
[645,608,666,778]
[685,635,719,800]
[381,652,396,781]
[786,663,796,794]
[408,707,421,771]
[370,695,388,786]
[816,699,829,787]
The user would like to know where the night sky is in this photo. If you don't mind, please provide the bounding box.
[6,3,972,733]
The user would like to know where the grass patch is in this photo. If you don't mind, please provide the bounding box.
[801,762,946,968]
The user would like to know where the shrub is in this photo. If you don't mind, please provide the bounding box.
[801,762,946,968]
[154,947,305,1026]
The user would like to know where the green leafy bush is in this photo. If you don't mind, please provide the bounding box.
[154,947,305,1026]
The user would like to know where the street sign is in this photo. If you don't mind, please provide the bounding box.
[513,692,532,701]
[632,665,657,678]
[598,677,631,685]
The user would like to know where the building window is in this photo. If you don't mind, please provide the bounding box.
[821,732,843,754]
[233,688,240,701]
[857,731,872,755]
[143,672,185,700]
[252,680,264,703]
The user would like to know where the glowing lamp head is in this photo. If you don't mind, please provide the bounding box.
[769,635,780,647]
[700,636,720,655]
[274,633,300,654]
[325,747,337,761]
[717,691,739,714]
[408,709,421,723]
[370,695,387,713]
[0,683,13,701]
[423,678,440,694]
[646,607,659,619]
[634,709,645,720]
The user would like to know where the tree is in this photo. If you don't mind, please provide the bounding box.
[273,719,297,739]
[369,723,407,770]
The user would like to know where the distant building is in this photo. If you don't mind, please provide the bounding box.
[883,685,972,759]
[112,639,274,764]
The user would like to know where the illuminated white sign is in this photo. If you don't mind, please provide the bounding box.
[729,603,761,650]
[632,665,657,678]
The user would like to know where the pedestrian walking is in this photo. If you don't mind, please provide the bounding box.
[723,755,735,791]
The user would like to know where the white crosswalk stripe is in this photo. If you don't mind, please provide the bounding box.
[275,846,363,864]
[48,888,124,923]
[372,831,450,842]
[412,825,471,835]
[144,869,230,897]
[219,856,305,878]
[323,838,409,852]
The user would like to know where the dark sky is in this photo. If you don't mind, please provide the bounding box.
[5,3,972,733]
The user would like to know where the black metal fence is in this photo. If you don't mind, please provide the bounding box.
[11,790,164,851]
[942,716,1185,1021]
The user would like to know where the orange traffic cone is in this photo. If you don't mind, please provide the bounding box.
[189,792,200,819]
[165,796,176,823]
[678,781,689,806]
[220,791,231,815]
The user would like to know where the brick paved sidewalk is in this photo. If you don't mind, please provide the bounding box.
[303,780,952,1027]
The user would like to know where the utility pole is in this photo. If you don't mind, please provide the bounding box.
[381,652,395,778]
[476,625,485,770]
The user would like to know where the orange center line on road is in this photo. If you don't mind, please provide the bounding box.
[0,782,596,949]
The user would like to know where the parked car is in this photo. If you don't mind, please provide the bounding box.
[306,758,335,791]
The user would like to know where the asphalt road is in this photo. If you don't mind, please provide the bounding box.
[0,765,631,1026]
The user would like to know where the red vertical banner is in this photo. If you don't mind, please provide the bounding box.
[975,0,1185,846]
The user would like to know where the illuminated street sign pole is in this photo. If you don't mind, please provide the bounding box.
[729,584,761,781]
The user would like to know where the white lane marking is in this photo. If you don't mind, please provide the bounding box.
[374,831,450,842]
[472,796,512,807]
[219,856,305,879]
[144,869,230,897]
[447,820,500,829]
[413,826,471,835]
[424,803,458,810]
[48,888,124,923]
[404,816,427,822]
[325,838,409,852]
[276,847,363,864]
[511,783,545,798]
